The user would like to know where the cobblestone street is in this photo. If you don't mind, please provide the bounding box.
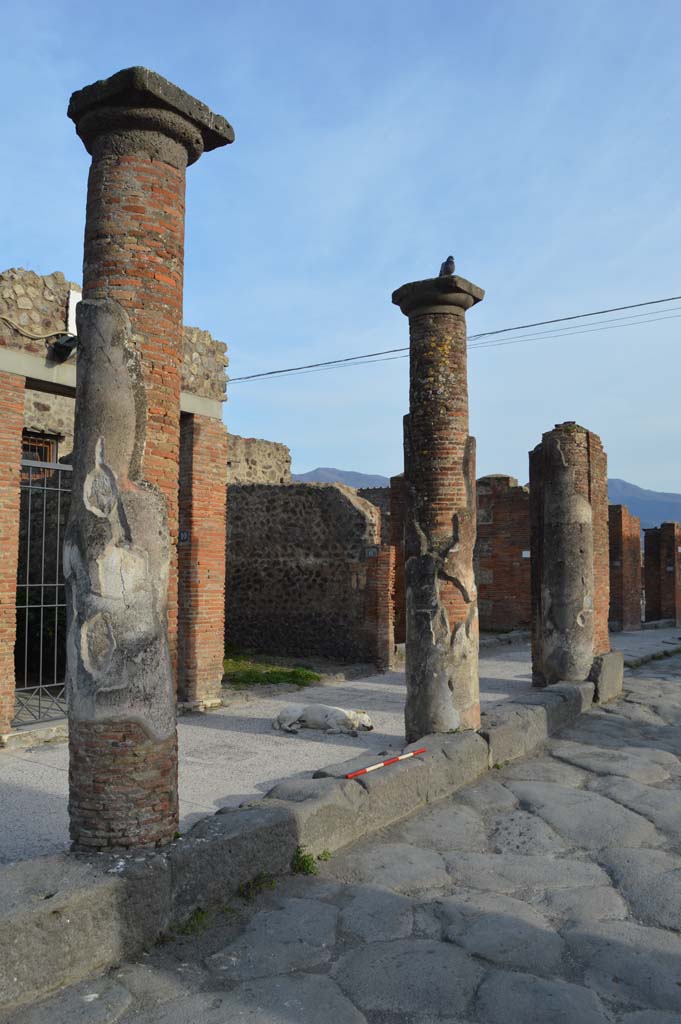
[10,654,681,1023]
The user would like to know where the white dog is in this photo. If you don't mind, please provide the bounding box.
[272,703,373,737]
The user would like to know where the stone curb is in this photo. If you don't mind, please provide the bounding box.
[623,644,681,669]
[0,673,603,1010]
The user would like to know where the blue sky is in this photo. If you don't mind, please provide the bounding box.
[2,0,680,488]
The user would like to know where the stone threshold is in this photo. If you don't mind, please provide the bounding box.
[0,652,623,1012]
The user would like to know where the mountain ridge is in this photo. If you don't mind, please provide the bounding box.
[292,469,681,529]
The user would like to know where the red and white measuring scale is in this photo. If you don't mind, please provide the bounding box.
[344,748,427,779]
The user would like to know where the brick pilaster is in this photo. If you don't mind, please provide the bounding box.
[609,504,642,631]
[475,475,531,632]
[0,372,25,733]
[178,413,228,704]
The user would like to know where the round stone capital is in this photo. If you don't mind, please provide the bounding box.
[392,275,485,317]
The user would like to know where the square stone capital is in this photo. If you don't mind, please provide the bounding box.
[68,66,234,165]
[392,275,484,317]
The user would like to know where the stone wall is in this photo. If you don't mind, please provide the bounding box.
[226,434,291,484]
[609,504,642,631]
[182,326,228,402]
[475,475,531,632]
[23,391,75,459]
[357,486,390,541]
[226,483,384,662]
[0,269,76,357]
[644,522,681,626]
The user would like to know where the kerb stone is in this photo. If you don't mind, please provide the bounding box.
[590,650,624,703]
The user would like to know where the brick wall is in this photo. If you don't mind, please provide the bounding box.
[178,413,229,704]
[226,483,383,662]
[475,475,531,632]
[226,434,291,484]
[0,372,25,733]
[644,522,681,625]
[609,504,642,631]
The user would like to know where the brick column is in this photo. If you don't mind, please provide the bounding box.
[609,504,642,631]
[392,274,485,740]
[475,475,531,632]
[530,422,610,686]
[0,372,25,735]
[645,523,681,625]
[66,67,233,849]
[178,413,228,706]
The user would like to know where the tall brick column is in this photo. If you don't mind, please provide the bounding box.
[392,274,485,741]
[530,422,610,686]
[644,523,681,626]
[609,504,642,631]
[66,67,233,849]
[0,373,25,735]
[178,413,229,706]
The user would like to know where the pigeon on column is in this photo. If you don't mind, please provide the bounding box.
[439,255,455,276]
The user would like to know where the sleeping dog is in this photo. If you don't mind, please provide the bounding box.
[272,703,374,737]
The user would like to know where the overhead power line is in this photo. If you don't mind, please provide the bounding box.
[229,293,681,383]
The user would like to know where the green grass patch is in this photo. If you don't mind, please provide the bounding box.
[176,907,209,935]
[237,873,276,902]
[223,654,321,690]
[291,846,318,875]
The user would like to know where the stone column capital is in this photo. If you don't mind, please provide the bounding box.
[68,66,235,168]
[392,275,485,317]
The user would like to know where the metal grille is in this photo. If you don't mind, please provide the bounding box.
[13,458,72,725]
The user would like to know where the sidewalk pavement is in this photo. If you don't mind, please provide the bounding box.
[1,627,679,865]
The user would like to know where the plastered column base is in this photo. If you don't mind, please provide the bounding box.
[69,720,178,849]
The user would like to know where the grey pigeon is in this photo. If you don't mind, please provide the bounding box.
[439,255,455,276]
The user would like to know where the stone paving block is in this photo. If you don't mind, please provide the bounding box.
[475,969,610,1024]
[499,755,588,787]
[169,803,297,919]
[590,650,624,703]
[387,801,488,853]
[439,890,565,975]
[456,778,518,814]
[338,884,413,942]
[324,842,450,896]
[207,898,338,980]
[621,1013,681,1024]
[564,920,681,1011]
[215,974,366,1023]
[9,978,132,1024]
[540,884,628,924]
[550,739,671,783]
[113,963,202,1010]
[262,776,370,855]
[598,848,681,930]
[505,780,664,849]
[332,939,483,1017]
[488,808,567,855]
[588,775,681,841]
[443,852,609,893]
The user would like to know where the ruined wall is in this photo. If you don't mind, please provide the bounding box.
[23,392,75,458]
[182,326,229,401]
[226,434,291,485]
[475,475,531,632]
[389,474,406,645]
[358,486,390,542]
[226,483,383,662]
[0,269,77,356]
[609,504,642,631]
[644,522,681,625]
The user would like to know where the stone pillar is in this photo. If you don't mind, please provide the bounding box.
[178,412,229,707]
[530,422,610,686]
[644,523,681,626]
[0,372,25,735]
[66,67,233,849]
[475,475,531,632]
[392,275,484,741]
[609,504,642,631]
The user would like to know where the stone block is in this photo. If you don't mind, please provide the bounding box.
[263,777,370,855]
[479,704,550,767]
[404,732,490,801]
[169,803,297,920]
[589,651,624,704]
[354,758,431,828]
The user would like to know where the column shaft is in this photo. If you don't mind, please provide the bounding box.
[0,372,25,734]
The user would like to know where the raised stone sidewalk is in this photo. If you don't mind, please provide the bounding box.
[3,652,681,1021]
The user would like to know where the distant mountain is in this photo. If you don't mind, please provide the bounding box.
[608,479,681,530]
[292,467,390,488]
